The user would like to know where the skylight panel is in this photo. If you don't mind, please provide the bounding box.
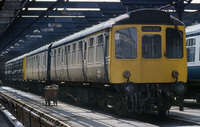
[69,0,120,2]
[56,8,100,11]
[28,8,48,11]
[191,0,200,3]
[48,15,85,18]
[22,15,39,18]
[35,0,57,2]
[185,10,198,12]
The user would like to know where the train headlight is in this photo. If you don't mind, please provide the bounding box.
[173,82,187,95]
[172,70,179,78]
[123,70,131,78]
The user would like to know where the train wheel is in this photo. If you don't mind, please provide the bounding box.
[115,102,127,116]
[196,96,200,103]
[158,109,167,116]
[99,98,106,108]
[157,104,168,117]
[115,95,127,116]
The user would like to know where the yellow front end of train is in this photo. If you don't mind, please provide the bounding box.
[108,24,187,115]
[109,25,187,84]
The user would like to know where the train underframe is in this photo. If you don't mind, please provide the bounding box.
[185,81,200,103]
[4,80,186,116]
[55,81,186,116]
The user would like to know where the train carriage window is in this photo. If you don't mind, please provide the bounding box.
[106,35,109,57]
[115,27,137,59]
[44,53,46,67]
[61,48,63,64]
[34,56,36,69]
[66,45,71,66]
[84,42,87,60]
[29,58,31,69]
[57,48,61,66]
[186,38,196,62]
[42,53,44,67]
[166,28,183,59]
[31,57,33,69]
[96,35,103,62]
[38,55,40,67]
[38,55,40,68]
[37,55,39,66]
[68,45,71,52]
[77,41,83,65]
[65,46,67,53]
[88,38,94,63]
[72,43,76,65]
[39,54,42,67]
[64,46,67,65]
[79,41,83,49]
[50,50,53,68]
[54,50,56,68]
[142,35,161,59]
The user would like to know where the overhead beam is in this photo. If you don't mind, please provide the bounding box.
[3,0,20,10]
[0,10,15,17]
[120,0,169,5]
[0,18,10,24]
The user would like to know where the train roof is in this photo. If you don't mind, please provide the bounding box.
[6,9,184,64]
[6,44,51,64]
[186,24,200,36]
[52,9,184,48]
[6,54,27,64]
[25,44,51,57]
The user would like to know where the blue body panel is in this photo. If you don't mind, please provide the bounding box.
[188,66,200,80]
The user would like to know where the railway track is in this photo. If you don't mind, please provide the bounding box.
[0,86,200,127]
[0,88,70,127]
[127,112,200,126]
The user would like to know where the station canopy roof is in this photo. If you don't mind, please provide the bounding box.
[0,0,200,61]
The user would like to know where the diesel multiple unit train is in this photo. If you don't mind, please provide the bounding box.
[186,24,200,103]
[5,9,187,116]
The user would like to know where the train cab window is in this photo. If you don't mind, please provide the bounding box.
[186,38,196,62]
[115,27,137,59]
[166,28,183,59]
[142,35,161,59]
